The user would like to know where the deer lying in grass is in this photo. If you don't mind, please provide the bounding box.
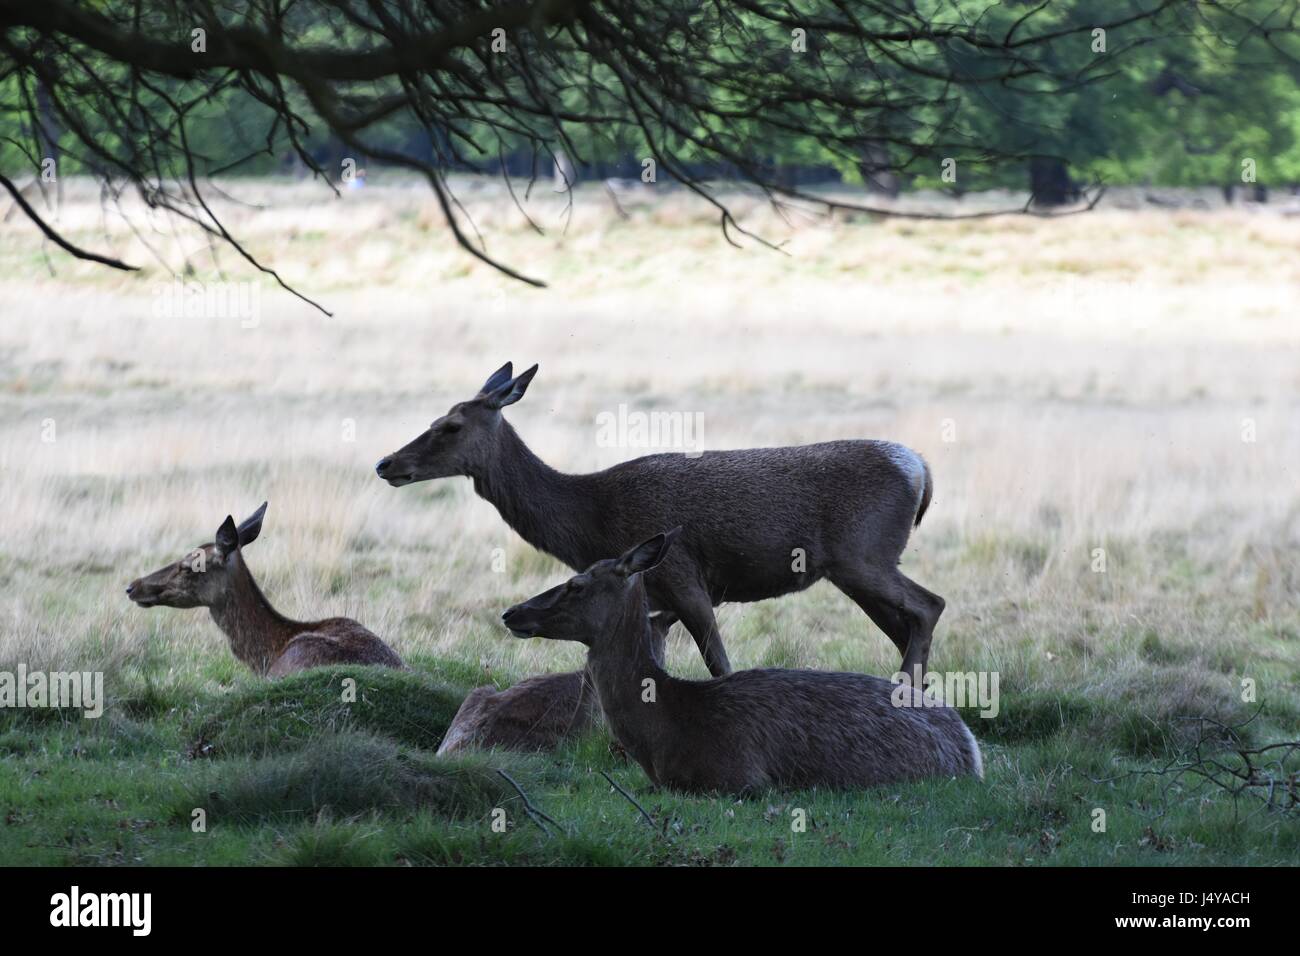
[501,530,981,794]
[436,611,676,756]
[126,503,404,677]
[376,362,943,683]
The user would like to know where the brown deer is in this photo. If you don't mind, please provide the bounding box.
[501,529,981,794]
[125,503,404,677]
[376,363,943,684]
[436,611,676,756]
[437,670,594,757]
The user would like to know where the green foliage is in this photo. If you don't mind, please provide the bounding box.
[938,0,1300,189]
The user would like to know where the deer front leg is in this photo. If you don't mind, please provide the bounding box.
[667,588,732,677]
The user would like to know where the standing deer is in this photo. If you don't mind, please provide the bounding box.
[436,611,676,756]
[501,530,982,794]
[125,503,404,676]
[376,362,943,681]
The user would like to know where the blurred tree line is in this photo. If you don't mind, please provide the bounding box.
[7,0,1295,201]
[5,0,1299,293]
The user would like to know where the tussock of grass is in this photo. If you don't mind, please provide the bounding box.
[961,692,1095,745]
[759,634,814,670]
[279,820,393,866]
[176,731,522,824]
[188,666,465,757]
[963,665,1253,757]
[1083,664,1254,755]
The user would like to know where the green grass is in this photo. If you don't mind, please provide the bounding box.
[186,667,464,757]
[2,653,1296,867]
[174,732,524,823]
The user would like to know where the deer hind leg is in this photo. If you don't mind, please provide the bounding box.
[829,565,944,683]
[267,633,348,677]
[439,671,595,756]
[829,567,911,660]
[666,588,732,677]
[897,574,945,681]
[436,686,498,756]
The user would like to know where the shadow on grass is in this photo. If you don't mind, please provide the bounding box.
[173,731,540,825]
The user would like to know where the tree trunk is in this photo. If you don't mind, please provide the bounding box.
[858,140,900,198]
[36,71,65,205]
[1029,157,1077,207]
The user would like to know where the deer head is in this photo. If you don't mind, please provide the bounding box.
[125,503,267,609]
[501,528,682,647]
[375,362,538,486]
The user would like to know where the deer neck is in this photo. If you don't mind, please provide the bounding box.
[470,421,600,571]
[585,590,674,761]
[207,555,300,676]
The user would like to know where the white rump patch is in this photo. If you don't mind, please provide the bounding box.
[878,442,926,511]
[961,722,985,779]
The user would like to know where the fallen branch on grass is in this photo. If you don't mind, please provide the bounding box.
[495,769,565,836]
[1094,708,1300,820]
[600,769,657,831]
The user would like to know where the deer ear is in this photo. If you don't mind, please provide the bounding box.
[479,362,514,396]
[214,515,240,559]
[483,363,538,410]
[237,502,267,547]
[615,527,682,577]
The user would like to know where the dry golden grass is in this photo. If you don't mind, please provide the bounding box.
[1,176,1297,742]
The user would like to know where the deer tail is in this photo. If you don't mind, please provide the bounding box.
[914,457,933,528]
[960,720,984,779]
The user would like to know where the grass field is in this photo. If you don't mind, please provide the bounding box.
[1,177,1298,865]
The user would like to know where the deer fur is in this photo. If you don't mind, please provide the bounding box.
[126,503,404,677]
[436,611,675,756]
[501,530,981,795]
[436,670,595,757]
[377,362,944,682]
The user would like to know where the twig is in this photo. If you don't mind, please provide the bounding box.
[1089,707,1299,820]
[600,770,657,830]
[500,143,545,235]
[496,769,564,835]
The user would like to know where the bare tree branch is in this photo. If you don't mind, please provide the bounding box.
[0,171,139,269]
[1,0,1295,302]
